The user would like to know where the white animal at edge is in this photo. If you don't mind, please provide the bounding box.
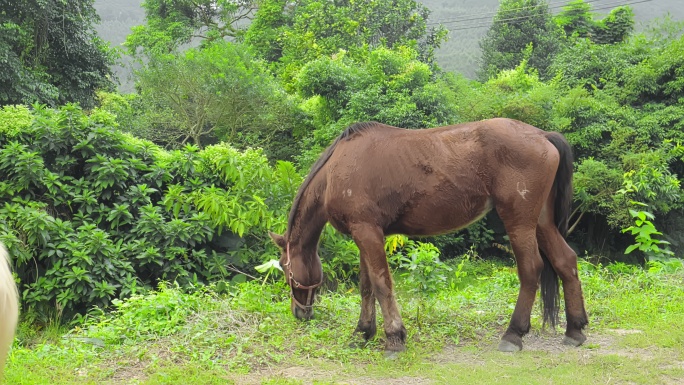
[0,243,18,379]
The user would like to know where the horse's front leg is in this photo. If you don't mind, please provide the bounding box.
[354,256,377,341]
[350,223,407,352]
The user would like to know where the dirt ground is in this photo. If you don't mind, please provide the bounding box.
[230,329,663,385]
[100,328,680,385]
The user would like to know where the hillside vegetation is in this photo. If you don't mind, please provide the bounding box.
[1,0,683,318]
[421,0,684,76]
[1,5,684,382]
[93,0,684,80]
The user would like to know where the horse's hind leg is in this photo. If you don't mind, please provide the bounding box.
[354,255,377,341]
[350,223,407,352]
[537,207,589,346]
[497,223,544,352]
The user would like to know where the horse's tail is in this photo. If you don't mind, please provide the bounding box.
[540,131,574,328]
[0,243,18,375]
[545,132,573,238]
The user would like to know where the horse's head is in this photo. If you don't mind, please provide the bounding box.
[269,231,323,320]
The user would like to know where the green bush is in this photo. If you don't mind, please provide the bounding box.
[0,104,300,319]
[386,235,452,294]
[295,46,459,169]
[452,31,684,258]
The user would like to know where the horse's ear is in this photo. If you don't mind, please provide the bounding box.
[268,231,287,250]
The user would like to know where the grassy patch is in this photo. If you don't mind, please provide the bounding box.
[5,258,684,384]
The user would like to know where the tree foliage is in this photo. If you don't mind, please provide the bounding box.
[124,0,259,55]
[478,0,562,81]
[0,0,114,108]
[294,46,459,166]
[553,0,593,39]
[120,2,308,158]
[452,23,684,258]
[555,0,634,44]
[115,41,303,159]
[244,0,447,82]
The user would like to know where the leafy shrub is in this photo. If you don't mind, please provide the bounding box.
[295,46,459,169]
[426,218,496,259]
[455,59,560,129]
[79,281,211,344]
[621,203,674,261]
[456,29,684,257]
[0,104,299,319]
[0,105,33,137]
[386,235,452,294]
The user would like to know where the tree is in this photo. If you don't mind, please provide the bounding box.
[592,7,635,45]
[554,0,634,44]
[553,0,594,39]
[124,0,260,55]
[478,0,562,81]
[0,0,114,108]
[134,41,299,155]
[294,46,459,167]
[243,0,447,81]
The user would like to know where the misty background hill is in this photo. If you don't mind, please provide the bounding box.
[94,0,684,89]
[423,0,684,76]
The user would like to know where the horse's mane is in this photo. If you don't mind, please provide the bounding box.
[286,121,380,239]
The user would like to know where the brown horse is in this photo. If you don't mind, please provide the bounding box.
[269,118,588,352]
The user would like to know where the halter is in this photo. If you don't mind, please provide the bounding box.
[282,242,322,312]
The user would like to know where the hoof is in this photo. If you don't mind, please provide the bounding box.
[349,331,370,349]
[498,339,522,352]
[384,327,407,354]
[384,350,402,360]
[354,324,377,341]
[562,333,587,347]
[384,342,406,353]
[384,337,406,354]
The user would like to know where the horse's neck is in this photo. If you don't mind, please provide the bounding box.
[288,182,327,254]
[288,202,326,283]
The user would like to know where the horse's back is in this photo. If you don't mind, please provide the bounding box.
[322,119,560,235]
[330,118,552,159]
[325,118,556,187]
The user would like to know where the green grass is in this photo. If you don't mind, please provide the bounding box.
[5,258,684,384]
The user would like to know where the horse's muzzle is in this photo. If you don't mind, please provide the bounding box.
[293,304,314,320]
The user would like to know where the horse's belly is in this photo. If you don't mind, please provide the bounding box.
[387,196,493,236]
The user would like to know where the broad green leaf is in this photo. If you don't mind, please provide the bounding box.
[255,259,283,273]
